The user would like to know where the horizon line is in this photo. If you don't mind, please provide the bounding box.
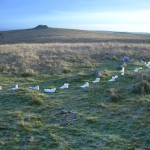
[0,26,150,34]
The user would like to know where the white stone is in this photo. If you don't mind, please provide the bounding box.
[108,78,115,82]
[29,86,39,90]
[80,82,89,88]
[44,88,56,93]
[11,84,19,90]
[60,83,69,89]
[92,78,100,83]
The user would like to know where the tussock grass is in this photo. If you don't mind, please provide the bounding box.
[17,120,32,130]
[112,55,119,61]
[135,71,150,82]
[26,92,44,105]
[0,42,150,75]
[97,103,109,108]
[107,88,122,102]
[100,69,112,80]
[8,88,45,105]
[62,68,72,74]
[132,80,150,94]
[128,70,150,94]
[20,69,37,77]
[86,116,99,124]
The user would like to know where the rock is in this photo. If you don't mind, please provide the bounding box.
[121,56,130,62]
[116,61,126,69]
[26,136,39,142]
[91,70,101,78]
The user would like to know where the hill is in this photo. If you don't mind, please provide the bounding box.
[0,26,150,149]
[0,25,150,44]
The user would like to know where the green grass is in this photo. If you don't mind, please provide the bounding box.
[0,60,150,149]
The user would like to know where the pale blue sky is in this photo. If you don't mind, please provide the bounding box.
[0,0,150,32]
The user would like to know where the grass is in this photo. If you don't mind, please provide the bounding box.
[0,42,150,76]
[0,29,150,149]
[131,80,150,94]
[0,58,150,149]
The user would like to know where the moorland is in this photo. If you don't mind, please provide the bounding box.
[0,26,150,149]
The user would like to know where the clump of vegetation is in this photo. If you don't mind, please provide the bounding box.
[62,68,71,74]
[17,120,32,130]
[97,103,108,108]
[112,55,119,60]
[26,92,44,105]
[130,60,141,66]
[101,69,112,80]
[131,80,150,94]
[135,71,150,82]
[86,116,99,124]
[110,92,121,102]
[20,68,37,77]
[0,64,19,74]
[107,88,122,102]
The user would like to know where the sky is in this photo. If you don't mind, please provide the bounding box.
[0,0,150,32]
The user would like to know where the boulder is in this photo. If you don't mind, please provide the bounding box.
[91,70,101,78]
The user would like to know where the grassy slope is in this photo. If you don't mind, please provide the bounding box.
[0,28,150,149]
[0,59,150,150]
[0,27,150,44]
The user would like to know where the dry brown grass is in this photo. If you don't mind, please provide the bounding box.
[106,88,122,102]
[0,28,150,74]
[0,42,150,74]
[131,80,150,94]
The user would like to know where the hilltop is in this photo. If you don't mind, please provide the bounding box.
[0,25,150,44]
[33,25,49,30]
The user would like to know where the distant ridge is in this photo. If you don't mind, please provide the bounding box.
[33,25,49,30]
[0,25,150,44]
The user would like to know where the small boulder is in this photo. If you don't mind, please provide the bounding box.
[121,56,130,62]
[91,70,101,78]
[116,61,126,69]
